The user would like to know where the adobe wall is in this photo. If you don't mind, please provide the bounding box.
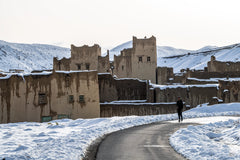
[185,78,217,84]
[187,70,240,79]
[132,36,157,83]
[98,74,147,103]
[218,80,240,103]
[53,57,70,71]
[208,56,240,72]
[100,103,186,117]
[0,71,100,123]
[154,85,218,108]
[113,49,132,78]
[156,67,174,84]
[70,44,101,70]
[98,53,110,73]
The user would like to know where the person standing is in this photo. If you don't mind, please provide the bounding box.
[176,97,183,122]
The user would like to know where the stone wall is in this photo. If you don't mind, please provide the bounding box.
[53,57,70,71]
[113,49,132,78]
[98,53,110,73]
[156,67,174,84]
[208,57,240,72]
[187,70,240,79]
[154,85,218,108]
[0,71,100,123]
[98,74,147,103]
[218,80,240,103]
[70,44,101,71]
[100,102,186,117]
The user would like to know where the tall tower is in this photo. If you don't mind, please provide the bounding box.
[131,36,157,83]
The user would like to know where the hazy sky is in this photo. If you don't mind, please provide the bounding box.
[1,0,240,50]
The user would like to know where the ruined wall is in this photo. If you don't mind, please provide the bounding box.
[218,80,240,103]
[0,71,100,123]
[100,103,186,117]
[208,56,240,72]
[187,70,240,79]
[70,44,101,71]
[98,53,110,73]
[132,36,157,83]
[113,49,132,78]
[98,74,147,103]
[53,57,70,71]
[154,85,217,108]
[156,67,174,84]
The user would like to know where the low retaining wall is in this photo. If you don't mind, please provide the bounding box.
[100,103,186,117]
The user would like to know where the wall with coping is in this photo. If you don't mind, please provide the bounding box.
[100,103,186,117]
[0,71,100,123]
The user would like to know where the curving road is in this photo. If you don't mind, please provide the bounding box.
[96,121,199,160]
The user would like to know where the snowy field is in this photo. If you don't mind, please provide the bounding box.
[0,103,240,160]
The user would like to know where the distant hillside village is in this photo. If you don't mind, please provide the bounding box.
[1,36,240,123]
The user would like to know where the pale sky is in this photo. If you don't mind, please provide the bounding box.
[1,0,240,50]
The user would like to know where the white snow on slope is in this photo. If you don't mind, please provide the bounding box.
[0,103,240,160]
[159,43,240,73]
[0,40,70,72]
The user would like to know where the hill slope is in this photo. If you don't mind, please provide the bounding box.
[0,40,70,72]
[159,43,240,72]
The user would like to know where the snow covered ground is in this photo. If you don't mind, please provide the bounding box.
[170,103,240,160]
[0,103,240,159]
[170,118,240,159]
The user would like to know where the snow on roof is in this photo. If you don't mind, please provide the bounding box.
[0,70,97,80]
[188,77,240,82]
[151,83,219,90]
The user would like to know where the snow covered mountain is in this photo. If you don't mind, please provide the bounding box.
[159,43,240,72]
[0,40,70,72]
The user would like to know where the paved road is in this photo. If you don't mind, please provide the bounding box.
[96,122,198,160]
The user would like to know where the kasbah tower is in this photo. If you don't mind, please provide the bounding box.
[114,36,157,83]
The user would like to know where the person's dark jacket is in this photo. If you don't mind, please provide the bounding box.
[176,100,183,111]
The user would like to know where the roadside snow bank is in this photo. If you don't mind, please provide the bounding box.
[170,118,240,160]
[0,103,240,159]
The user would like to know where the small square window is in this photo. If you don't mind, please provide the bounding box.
[79,95,85,103]
[147,56,151,62]
[77,64,81,70]
[138,57,142,62]
[39,93,47,105]
[68,95,74,103]
[86,64,90,70]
